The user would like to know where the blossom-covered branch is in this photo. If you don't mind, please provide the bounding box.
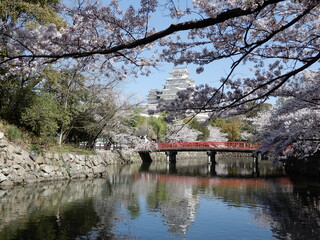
[1,0,319,120]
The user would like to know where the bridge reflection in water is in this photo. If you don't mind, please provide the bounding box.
[139,158,263,178]
[138,141,262,165]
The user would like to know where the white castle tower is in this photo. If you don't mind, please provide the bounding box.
[147,67,195,112]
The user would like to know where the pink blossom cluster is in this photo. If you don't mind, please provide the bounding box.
[248,70,320,158]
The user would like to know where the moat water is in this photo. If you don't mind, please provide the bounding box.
[1,157,320,240]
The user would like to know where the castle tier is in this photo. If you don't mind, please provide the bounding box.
[147,68,195,111]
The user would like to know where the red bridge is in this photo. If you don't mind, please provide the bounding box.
[155,142,260,152]
[138,141,261,163]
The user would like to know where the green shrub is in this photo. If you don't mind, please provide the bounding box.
[5,125,23,143]
[30,144,43,154]
[51,144,94,155]
[188,119,209,141]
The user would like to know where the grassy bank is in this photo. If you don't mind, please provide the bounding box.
[0,120,94,155]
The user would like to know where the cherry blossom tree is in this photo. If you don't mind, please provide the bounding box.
[207,126,228,142]
[66,86,141,148]
[1,0,318,107]
[165,120,202,142]
[112,133,149,152]
[248,70,320,158]
[164,120,228,142]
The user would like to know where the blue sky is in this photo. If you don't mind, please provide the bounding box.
[122,59,239,103]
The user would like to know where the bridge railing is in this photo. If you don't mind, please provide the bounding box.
[156,142,260,150]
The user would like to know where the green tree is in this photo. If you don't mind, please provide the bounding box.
[21,93,70,140]
[133,115,148,129]
[211,118,227,129]
[188,119,209,141]
[40,68,87,145]
[221,122,241,142]
[0,69,47,125]
[148,115,168,142]
[124,108,147,130]
[0,0,63,27]
[244,102,273,118]
[0,67,88,145]
[211,118,241,142]
[65,91,116,147]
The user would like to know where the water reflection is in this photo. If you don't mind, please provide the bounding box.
[0,158,320,240]
[0,179,113,240]
[139,156,284,178]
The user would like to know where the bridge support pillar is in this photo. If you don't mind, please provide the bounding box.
[257,152,262,162]
[252,152,261,166]
[166,151,177,163]
[166,162,177,174]
[207,151,217,164]
[138,151,153,162]
[207,164,216,176]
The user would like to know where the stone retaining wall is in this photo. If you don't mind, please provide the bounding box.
[0,137,142,186]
